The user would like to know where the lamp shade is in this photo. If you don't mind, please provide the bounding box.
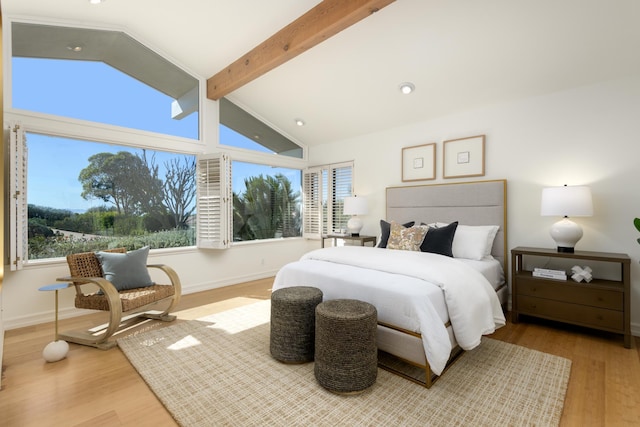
[343,196,368,216]
[540,185,593,217]
[343,196,367,236]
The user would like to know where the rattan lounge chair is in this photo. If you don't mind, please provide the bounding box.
[56,248,181,349]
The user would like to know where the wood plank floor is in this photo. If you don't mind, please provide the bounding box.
[1,277,639,426]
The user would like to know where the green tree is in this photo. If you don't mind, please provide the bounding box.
[53,213,96,234]
[137,150,169,228]
[234,174,300,241]
[78,151,163,216]
[28,204,74,226]
[163,157,196,229]
[101,211,116,234]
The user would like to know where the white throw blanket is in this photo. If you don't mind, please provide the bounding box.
[277,246,505,375]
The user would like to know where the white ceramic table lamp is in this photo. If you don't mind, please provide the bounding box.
[343,196,368,236]
[541,185,593,253]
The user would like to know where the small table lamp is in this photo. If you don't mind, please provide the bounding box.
[343,196,368,236]
[541,185,593,253]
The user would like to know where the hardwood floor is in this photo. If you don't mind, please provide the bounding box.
[1,278,639,426]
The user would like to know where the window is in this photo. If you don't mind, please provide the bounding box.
[232,162,302,241]
[9,20,307,263]
[10,128,197,266]
[219,98,302,158]
[8,21,202,268]
[303,162,353,238]
[11,22,199,139]
[208,99,305,247]
[195,157,303,248]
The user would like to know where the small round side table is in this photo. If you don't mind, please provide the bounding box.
[38,283,70,362]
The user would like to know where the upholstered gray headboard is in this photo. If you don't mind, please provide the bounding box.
[386,179,507,271]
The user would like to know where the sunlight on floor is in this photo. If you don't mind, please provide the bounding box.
[198,299,271,334]
[167,335,202,350]
[175,296,267,320]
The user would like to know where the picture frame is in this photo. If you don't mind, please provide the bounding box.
[402,143,436,182]
[443,135,485,178]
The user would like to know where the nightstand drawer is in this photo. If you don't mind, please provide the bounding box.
[517,278,622,311]
[518,295,623,331]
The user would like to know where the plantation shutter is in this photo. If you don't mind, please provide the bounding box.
[196,153,232,249]
[302,161,353,238]
[330,164,353,234]
[9,124,27,270]
[302,167,322,239]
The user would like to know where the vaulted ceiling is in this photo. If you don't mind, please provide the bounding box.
[3,0,640,147]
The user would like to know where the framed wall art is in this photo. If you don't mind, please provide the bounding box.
[402,143,436,182]
[443,135,485,179]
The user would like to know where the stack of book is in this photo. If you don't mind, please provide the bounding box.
[532,267,567,280]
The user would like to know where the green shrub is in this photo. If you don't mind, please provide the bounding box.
[27,228,196,260]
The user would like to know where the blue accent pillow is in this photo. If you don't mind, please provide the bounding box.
[420,221,458,257]
[96,246,154,291]
[378,220,415,248]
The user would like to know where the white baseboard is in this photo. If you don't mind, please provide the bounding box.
[631,321,640,338]
[3,270,279,331]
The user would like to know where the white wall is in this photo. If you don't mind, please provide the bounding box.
[1,238,318,329]
[309,75,640,335]
[5,76,640,335]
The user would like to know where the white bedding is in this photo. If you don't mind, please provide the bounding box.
[272,246,506,375]
[457,257,505,291]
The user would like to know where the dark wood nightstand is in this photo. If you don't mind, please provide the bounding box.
[511,246,631,348]
[321,234,377,248]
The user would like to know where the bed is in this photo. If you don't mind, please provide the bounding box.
[273,180,508,387]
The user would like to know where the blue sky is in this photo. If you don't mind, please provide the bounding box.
[14,57,301,212]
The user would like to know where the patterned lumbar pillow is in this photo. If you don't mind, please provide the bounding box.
[377,219,415,248]
[387,222,428,251]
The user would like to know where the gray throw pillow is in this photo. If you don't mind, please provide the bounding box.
[96,246,154,291]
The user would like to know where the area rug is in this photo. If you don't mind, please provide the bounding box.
[118,300,571,427]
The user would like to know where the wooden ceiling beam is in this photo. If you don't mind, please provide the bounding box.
[207,0,395,101]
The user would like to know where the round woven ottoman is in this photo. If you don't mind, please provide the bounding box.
[270,286,323,363]
[314,299,378,394]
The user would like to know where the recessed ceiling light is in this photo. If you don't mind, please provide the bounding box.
[399,82,415,95]
[295,118,305,127]
[89,0,105,4]
[67,44,84,52]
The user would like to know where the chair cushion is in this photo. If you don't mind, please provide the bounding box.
[76,284,175,312]
[96,246,154,291]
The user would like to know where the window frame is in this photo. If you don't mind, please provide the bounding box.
[5,17,311,266]
[10,21,201,139]
[5,18,208,267]
[214,98,308,247]
[196,147,308,249]
[7,111,206,268]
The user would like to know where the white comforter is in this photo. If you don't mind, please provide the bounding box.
[272,246,505,375]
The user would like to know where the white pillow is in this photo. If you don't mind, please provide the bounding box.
[451,225,499,260]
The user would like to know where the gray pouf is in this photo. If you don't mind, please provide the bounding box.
[314,299,378,394]
[270,286,323,363]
